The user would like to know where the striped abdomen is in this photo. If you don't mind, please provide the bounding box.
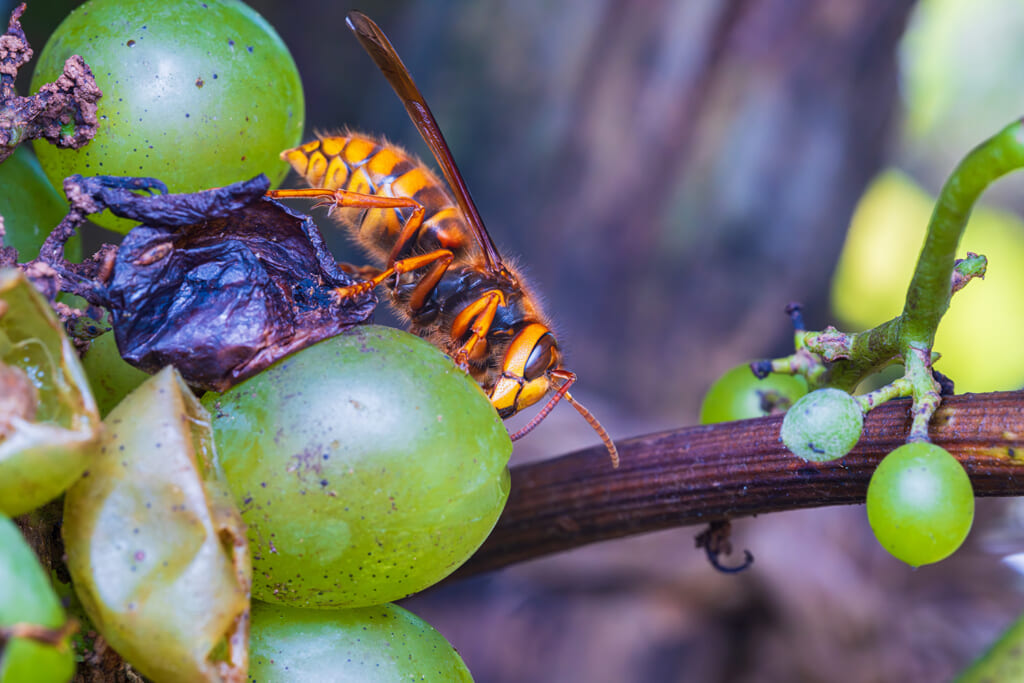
[281,134,473,264]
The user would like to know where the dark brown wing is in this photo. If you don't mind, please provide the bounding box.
[346,11,505,274]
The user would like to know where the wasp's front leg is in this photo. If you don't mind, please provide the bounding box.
[449,289,507,369]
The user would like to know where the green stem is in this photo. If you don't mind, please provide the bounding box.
[801,317,902,392]
[856,376,912,412]
[901,119,1024,348]
[904,343,941,441]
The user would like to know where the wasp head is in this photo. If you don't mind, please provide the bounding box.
[489,322,560,418]
[490,322,620,468]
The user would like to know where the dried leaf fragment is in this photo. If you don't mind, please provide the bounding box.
[34,175,376,392]
[0,4,100,162]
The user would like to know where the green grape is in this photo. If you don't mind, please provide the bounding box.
[780,388,864,462]
[249,601,474,682]
[0,515,75,683]
[31,0,304,233]
[700,363,807,424]
[80,331,150,417]
[63,367,249,682]
[0,269,100,517]
[0,147,79,262]
[204,325,513,609]
[866,441,974,567]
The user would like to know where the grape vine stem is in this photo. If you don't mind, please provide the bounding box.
[459,390,1024,577]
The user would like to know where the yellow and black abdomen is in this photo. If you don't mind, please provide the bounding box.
[281,134,472,263]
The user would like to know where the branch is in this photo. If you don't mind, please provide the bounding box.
[460,390,1024,576]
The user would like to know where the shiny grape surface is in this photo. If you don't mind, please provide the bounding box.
[63,367,250,682]
[249,601,474,682]
[867,442,974,567]
[31,0,304,232]
[205,325,512,608]
[700,363,807,424]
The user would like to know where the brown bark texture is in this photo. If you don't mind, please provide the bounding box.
[462,390,1024,577]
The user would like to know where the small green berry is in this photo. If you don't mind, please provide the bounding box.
[780,388,863,462]
[867,442,974,567]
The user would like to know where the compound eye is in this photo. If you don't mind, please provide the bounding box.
[523,333,557,381]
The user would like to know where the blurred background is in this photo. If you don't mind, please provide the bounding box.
[9,0,1024,680]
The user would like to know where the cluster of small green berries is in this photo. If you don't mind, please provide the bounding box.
[702,368,974,567]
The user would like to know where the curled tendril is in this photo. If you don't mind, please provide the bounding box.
[695,521,754,574]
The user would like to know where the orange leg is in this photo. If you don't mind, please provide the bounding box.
[333,249,453,302]
[337,263,383,280]
[267,187,419,213]
[450,290,506,369]
[266,187,425,268]
[268,186,449,305]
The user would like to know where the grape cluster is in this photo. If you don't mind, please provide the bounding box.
[779,385,974,566]
[3,295,505,681]
[2,1,507,679]
[703,362,976,568]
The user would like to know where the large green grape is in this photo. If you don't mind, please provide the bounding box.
[63,367,250,682]
[866,441,974,567]
[700,363,807,424]
[31,0,304,232]
[0,515,75,683]
[204,325,513,609]
[249,601,473,682]
[780,388,864,462]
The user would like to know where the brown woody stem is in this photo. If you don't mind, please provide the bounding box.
[459,390,1024,577]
